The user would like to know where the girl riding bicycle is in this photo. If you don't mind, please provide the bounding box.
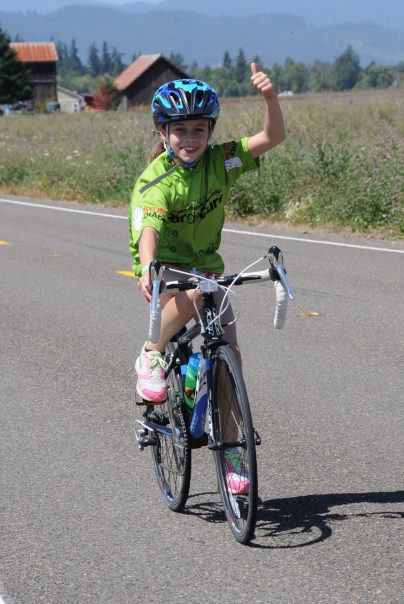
[129,62,285,405]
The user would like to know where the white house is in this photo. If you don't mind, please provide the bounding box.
[57,86,84,113]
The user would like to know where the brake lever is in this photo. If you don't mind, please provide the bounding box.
[267,246,294,300]
[149,259,162,283]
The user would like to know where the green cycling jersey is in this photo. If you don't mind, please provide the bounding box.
[128,137,259,278]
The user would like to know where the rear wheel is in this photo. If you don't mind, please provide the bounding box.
[212,345,258,544]
[151,342,191,512]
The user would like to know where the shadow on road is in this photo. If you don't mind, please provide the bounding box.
[252,490,404,549]
[181,491,225,524]
[180,490,403,548]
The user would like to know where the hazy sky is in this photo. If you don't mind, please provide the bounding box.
[104,0,161,3]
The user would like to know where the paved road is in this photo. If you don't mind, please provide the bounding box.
[1,195,403,604]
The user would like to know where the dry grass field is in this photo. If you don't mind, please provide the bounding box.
[1,89,403,236]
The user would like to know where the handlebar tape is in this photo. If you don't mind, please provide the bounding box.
[273,280,288,329]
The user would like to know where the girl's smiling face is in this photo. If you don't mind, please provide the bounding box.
[159,119,212,165]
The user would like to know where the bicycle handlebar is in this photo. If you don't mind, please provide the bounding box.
[267,245,294,329]
[147,246,294,342]
[149,261,163,343]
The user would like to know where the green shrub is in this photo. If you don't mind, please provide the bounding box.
[0,91,402,236]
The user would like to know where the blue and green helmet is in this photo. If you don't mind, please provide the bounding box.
[151,79,220,128]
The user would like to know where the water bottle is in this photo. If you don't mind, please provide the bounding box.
[184,353,201,408]
[190,356,208,438]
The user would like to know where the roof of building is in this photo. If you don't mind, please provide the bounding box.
[57,85,83,100]
[10,42,58,63]
[114,53,187,91]
[114,54,161,91]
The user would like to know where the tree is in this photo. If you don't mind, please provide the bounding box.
[109,47,126,77]
[235,48,247,83]
[209,65,239,97]
[88,43,102,77]
[222,50,232,69]
[101,41,112,74]
[92,73,120,110]
[308,59,335,92]
[356,62,394,89]
[192,65,212,84]
[55,40,68,68]
[282,57,308,93]
[252,55,263,73]
[67,38,83,73]
[188,60,199,76]
[334,45,361,90]
[268,63,283,92]
[394,62,404,87]
[169,52,188,71]
[0,25,32,104]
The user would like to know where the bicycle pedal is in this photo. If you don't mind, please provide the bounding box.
[135,420,156,450]
[136,434,157,450]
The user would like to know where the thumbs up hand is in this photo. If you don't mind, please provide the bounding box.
[250,62,275,100]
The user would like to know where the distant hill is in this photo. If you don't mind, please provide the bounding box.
[1,5,403,67]
[1,0,403,31]
[123,0,404,31]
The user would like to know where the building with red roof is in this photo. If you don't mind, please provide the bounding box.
[10,42,58,111]
[114,53,188,110]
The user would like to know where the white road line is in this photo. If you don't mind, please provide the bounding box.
[222,227,404,254]
[1,197,403,254]
[0,197,126,220]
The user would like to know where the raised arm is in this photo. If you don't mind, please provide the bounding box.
[247,62,286,159]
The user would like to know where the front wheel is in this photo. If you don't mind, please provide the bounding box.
[212,345,258,544]
[151,342,191,512]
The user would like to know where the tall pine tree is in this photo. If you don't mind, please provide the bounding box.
[101,41,112,74]
[334,45,362,90]
[0,26,32,104]
[67,38,83,73]
[88,43,102,77]
[222,50,232,69]
[235,48,247,83]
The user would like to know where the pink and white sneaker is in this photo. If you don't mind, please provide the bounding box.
[135,342,167,404]
[224,450,250,495]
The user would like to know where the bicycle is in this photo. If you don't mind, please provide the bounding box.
[135,246,294,544]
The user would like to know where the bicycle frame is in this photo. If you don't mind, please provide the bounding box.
[136,279,227,449]
[158,247,293,442]
[134,247,294,543]
[173,281,226,443]
[136,253,292,449]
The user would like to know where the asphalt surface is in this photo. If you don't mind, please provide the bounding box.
[1,194,403,604]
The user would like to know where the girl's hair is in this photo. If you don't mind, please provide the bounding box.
[148,140,165,163]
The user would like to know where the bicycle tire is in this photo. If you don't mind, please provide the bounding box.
[151,342,191,512]
[212,345,258,544]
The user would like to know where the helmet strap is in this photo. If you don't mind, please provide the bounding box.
[163,124,175,160]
